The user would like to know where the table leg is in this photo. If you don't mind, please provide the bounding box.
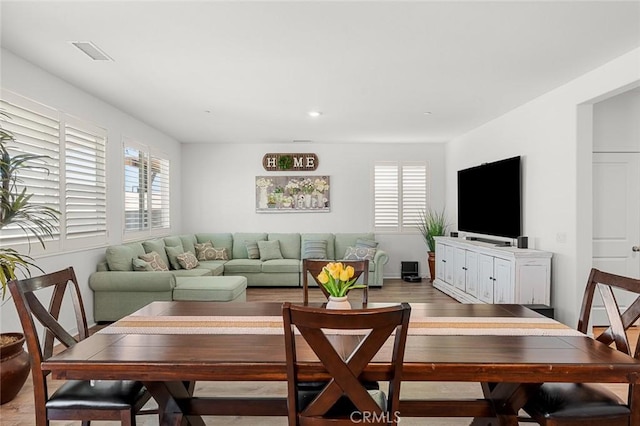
[144,381,205,426]
[472,382,542,426]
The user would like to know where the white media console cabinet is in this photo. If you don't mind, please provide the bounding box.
[433,236,552,305]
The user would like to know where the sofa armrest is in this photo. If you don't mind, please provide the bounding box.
[89,271,176,292]
[374,249,389,266]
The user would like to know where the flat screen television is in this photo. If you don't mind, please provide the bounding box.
[457,156,521,239]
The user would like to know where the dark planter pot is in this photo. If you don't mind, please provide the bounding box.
[0,332,31,405]
[427,251,436,282]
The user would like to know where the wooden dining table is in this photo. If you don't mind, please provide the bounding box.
[42,301,640,425]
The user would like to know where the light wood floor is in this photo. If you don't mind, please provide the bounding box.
[0,279,631,425]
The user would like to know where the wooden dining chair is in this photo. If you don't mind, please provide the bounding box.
[8,267,155,426]
[520,268,640,426]
[282,302,411,425]
[302,259,370,305]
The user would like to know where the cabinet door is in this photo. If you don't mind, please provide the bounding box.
[444,245,455,284]
[493,258,514,303]
[465,250,479,298]
[478,254,494,303]
[453,248,467,290]
[435,242,446,281]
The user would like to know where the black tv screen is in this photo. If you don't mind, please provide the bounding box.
[457,156,521,239]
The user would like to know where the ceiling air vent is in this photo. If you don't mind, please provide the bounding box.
[70,41,113,61]
[293,140,312,143]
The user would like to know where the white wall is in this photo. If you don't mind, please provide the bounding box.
[446,48,640,326]
[593,87,640,152]
[180,142,447,279]
[0,49,182,332]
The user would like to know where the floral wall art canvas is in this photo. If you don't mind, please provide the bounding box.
[256,176,330,213]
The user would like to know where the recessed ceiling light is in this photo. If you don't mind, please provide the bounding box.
[308,111,322,118]
[69,41,113,61]
[423,111,433,115]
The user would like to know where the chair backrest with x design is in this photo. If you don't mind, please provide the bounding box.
[9,267,153,426]
[302,259,370,305]
[282,302,411,425]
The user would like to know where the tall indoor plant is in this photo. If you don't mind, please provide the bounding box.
[416,208,450,281]
[1,111,59,404]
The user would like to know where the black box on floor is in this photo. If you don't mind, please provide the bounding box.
[523,304,554,319]
[401,261,421,282]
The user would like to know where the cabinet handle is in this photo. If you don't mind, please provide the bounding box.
[462,267,467,271]
[633,246,640,252]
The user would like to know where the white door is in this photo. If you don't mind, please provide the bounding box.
[493,258,513,303]
[478,254,494,303]
[592,152,640,323]
[466,251,479,298]
[453,248,466,290]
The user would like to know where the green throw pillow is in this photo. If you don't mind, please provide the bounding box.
[165,245,186,270]
[302,240,327,259]
[245,241,260,259]
[257,240,283,261]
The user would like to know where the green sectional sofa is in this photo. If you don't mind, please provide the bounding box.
[89,232,388,321]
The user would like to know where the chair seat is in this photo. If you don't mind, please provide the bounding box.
[524,383,630,418]
[46,380,146,410]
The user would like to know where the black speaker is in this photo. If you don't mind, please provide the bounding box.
[517,236,528,249]
[401,261,420,282]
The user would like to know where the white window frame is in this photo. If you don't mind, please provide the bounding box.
[123,139,171,240]
[0,90,108,254]
[374,161,428,233]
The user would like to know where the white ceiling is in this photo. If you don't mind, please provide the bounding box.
[1,1,639,144]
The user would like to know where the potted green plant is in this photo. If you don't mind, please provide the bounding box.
[1,112,59,404]
[416,208,450,281]
[317,262,366,309]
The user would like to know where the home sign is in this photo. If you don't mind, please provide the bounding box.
[262,153,318,171]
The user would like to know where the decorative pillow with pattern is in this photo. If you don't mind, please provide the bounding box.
[343,246,377,261]
[245,241,261,259]
[210,247,229,260]
[177,251,200,270]
[195,241,217,261]
[138,251,169,271]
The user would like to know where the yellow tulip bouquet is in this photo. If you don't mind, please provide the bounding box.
[317,262,366,297]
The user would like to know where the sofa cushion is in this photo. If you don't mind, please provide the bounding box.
[171,268,212,277]
[197,260,225,276]
[142,239,170,268]
[335,233,375,260]
[302,239,328,259]
[301,233,336,260]
[138,251,169,271]
[261,259,301,273]
[106,245,137,271]
[268,233,300,259]
[233,233,267,259]
[165,235,197,257]
[196,233,234,259]
[165,245,185,270]
[173,276,247,302]
[344,246,377,261]
[177,251,199,270]
[224,259,263,274]
[258,240,284,261]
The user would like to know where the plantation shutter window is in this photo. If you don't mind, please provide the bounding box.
[374,161,427,232]
[0,96,61,249]
[64,117,107,245]
[124,142,171,235]
[150,155,170,230]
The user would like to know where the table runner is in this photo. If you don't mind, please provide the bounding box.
[100,314,583,337]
